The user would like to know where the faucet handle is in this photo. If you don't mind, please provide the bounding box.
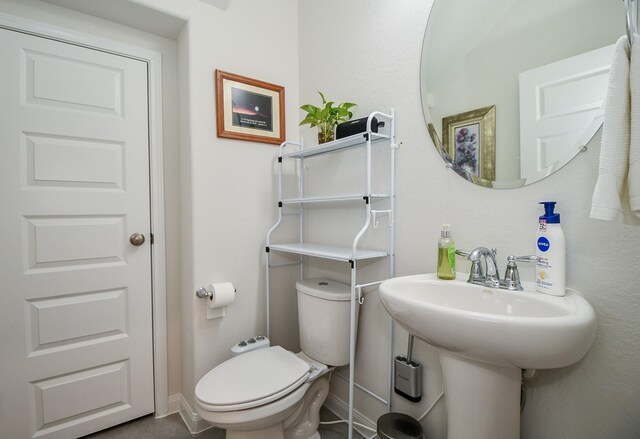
[454,249,484,283]
[460,248,489,283]
[502,256,522,291]
[502,255,538,291]
[513,255,538,264]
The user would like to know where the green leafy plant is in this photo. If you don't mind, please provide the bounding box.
[299,91,357,143]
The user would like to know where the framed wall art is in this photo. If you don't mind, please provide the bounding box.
[215,70,285,145]
[442,105,496,183]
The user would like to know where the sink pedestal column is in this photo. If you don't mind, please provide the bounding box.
[439,351,521,439]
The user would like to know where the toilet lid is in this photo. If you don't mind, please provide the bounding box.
[195,346,310,412]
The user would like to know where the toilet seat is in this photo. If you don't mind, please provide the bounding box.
[195,346,310,412]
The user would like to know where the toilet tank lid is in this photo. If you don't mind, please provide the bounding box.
[195,346,310,410]
[296,278,351,301]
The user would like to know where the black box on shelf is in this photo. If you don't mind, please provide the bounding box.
[336,117,385,139]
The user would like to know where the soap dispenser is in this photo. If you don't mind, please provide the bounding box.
[535,201,566,296]
[437,224,456,280]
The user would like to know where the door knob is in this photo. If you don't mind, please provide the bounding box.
[129,233,146,246]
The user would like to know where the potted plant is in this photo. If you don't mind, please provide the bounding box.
[299,92,357,144]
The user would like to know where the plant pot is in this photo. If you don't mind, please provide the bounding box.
[318,125,335,144]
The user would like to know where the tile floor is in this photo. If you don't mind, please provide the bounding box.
[82,407,369,439]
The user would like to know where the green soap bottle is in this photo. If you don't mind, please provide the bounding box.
[437,224,456,280]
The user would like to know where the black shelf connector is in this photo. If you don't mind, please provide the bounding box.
[278,156,283,163]
[265,246,270,253]
[349,259,355,269]
[278,201,283,208]
[363,196,369,204]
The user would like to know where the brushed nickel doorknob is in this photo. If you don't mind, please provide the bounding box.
[129,233,145,246]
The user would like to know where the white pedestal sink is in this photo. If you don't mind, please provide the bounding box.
[379,273,596,439]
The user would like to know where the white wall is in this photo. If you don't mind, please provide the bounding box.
[129,0,301,414]
[300,1,640,438]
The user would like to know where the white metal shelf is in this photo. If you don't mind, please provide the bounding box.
[280,194,389,204]
[265,110,396,439]
[268,243,389,262]
[280,132,389,159]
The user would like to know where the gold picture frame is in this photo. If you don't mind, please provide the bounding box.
[428,122,448,160]
[442,105,496,184]
[215,70,285,145]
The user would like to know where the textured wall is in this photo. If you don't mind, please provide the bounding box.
[299,0,640,437]
[130,0,301,411]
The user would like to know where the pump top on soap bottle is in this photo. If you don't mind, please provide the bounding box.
[535,201,566,296]
[540,201,560,224]
[437,224,456,280]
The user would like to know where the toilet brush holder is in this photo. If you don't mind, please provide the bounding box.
[394,355,423,402]
[394,335,422,402]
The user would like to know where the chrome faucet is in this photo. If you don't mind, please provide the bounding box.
[456,247,499,287]
[456,248,538,291]
[468,247,500,287]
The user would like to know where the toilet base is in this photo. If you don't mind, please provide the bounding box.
[225,427,321,439]
[226,424,285,439]
[283,375,329,439]
[214,375,330,439]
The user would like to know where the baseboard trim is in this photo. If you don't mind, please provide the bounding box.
[166,394,182,415]
[324,393,377,437]
[172,393,213,434]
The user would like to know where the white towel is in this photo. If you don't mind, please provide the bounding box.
[590,36,630,222]
[629,35,640,216]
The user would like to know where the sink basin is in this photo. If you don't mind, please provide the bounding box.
[379,273,596,439]
[379,273,596,369]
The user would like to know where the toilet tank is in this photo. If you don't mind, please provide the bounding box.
[296,278,359,367]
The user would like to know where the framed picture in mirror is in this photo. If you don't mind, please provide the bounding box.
[442,105,496,184]
[429,122,476,183]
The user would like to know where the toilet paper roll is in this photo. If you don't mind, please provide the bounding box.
[207,282,236,309]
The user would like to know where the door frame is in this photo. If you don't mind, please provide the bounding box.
[0,13,170,417]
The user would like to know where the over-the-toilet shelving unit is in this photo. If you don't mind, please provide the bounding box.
[265,110,397,439]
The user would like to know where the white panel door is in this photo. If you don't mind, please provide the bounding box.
[0,28,154,438]
[519,45,614,183]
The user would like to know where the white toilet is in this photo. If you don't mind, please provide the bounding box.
[195,278,358,439]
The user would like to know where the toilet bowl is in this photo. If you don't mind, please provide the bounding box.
[195,347,330,439]
[195,278,358,439]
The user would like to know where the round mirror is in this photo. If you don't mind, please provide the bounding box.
[421,0,625,188]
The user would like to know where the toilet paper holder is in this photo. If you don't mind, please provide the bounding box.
[195,286,237,299]
[196,284,238,320]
